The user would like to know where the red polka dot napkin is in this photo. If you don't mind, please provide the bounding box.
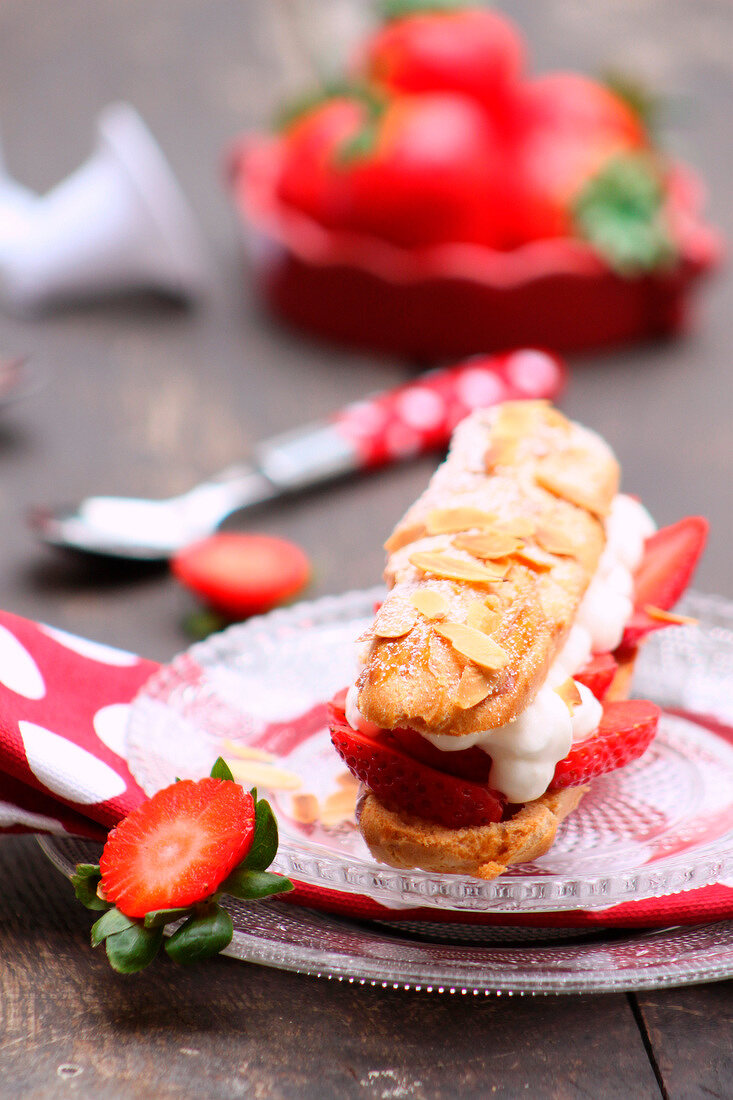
[0,608,730,928]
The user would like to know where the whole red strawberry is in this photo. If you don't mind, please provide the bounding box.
[325,92,514,249]
[361,2,525,128]
[509,72,648,245]
[100,776,256,917]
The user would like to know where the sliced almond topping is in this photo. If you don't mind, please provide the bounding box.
[425,507,498,535]
[336,770,360,790]
[555,677,582,714]
[434,622,509,670]
[484,437,516,472]
[373,600,418,639]
[409,588,449,620]
[535,449,616,517]
[512,547,554,573]
[535,525,579,557]
[466,599,501,634]
[456,664,492,709]
[384,521,427,554]
[495,399,550,436]
[409,551,508,585]
[453,531,525,559]
[291,793,320,825]
[228,760,303,791]
[644,605,699,626]
[428,631,462,688]
[483,593,501,610]
[496,517,537,539]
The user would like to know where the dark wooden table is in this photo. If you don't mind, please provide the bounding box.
[1,2,731,1096]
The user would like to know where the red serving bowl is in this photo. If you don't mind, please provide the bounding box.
[228,136,722,358]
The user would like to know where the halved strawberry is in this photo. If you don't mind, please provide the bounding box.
[329,702,504,828]
[100,777,256,918]
[550,699,660,789]
[618,516,708,650]
[171,533,311,619]
[574,652,618,701]
[389,726,491,783]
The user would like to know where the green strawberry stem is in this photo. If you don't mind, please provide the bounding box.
[275,82,383,133]
[572,153,677,276]
[76,759,294,974]
[602,70,660,138]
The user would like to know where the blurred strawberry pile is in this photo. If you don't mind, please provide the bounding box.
[271,0,679,274]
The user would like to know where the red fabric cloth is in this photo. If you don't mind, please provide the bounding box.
[0,609,730,928]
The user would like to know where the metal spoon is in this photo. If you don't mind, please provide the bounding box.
[27,350,566,561]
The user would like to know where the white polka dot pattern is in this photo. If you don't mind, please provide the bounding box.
[0,624,46,699]
[20,720,128,804]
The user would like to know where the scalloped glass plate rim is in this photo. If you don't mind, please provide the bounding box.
[38,835,733,995]
[125,587,733,915]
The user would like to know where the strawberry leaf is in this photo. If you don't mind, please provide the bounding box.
[573,153,677,275]
[235,797,279,872]
[143,906,194,929]
[105,924,164,974]
[71,863,110,911]
[210,757,234,782]
[222,868,294,901]
[380,0,465,20]
[164,904,234,966]
[91,906,136,947]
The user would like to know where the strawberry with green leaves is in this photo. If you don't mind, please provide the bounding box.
[72,759,292,973]
[361,1,525,129]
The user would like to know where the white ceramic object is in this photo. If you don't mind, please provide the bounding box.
[0,103,210,313]
[0,134,40,249]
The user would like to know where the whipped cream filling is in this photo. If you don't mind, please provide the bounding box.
[347,493,657,804]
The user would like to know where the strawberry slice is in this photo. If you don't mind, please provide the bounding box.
[171,533,311,619]
[100,778,256,918]
[329,702,504,828]
[550,699,660,789]
[389,726,492,783]
[574,652,618,701]
[618,516,707,650]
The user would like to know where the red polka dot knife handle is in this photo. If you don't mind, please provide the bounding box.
[255,350,565,490]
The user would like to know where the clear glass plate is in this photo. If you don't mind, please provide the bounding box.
[125,588,733,915]
[39,834,733,995]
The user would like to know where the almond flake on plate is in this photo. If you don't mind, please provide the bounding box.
[228,760,303,791]
[409,589,449,619]
[409,551,509,585]
[644,605,699,626]
[291,793,320,824]
[434,622,509,670]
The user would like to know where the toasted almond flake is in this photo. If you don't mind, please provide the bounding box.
[466,599,501,634]
[220,740,277,764]
[453,531,525,559]
[320,787,358,826]
[373,601,418,639]
[336,770,360,790]
[644,605,699,626]
[410,551,508,585]
[434,622,509,670]
[409,589,449,620]
[484,593,501,610]
[455,665,492,709]
[291,793,320,824]
[512,547,554,573]
[535,449,615,516]
[428,631,462,688]
[497,517,537,538]
[484,438,516,472]
[535,525,579,557]
[425,507,498,535]
[555,677,582,714]
[384,521,427,554]
[228,760,303,791]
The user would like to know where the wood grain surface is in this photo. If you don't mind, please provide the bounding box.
[0,1,731,1097]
